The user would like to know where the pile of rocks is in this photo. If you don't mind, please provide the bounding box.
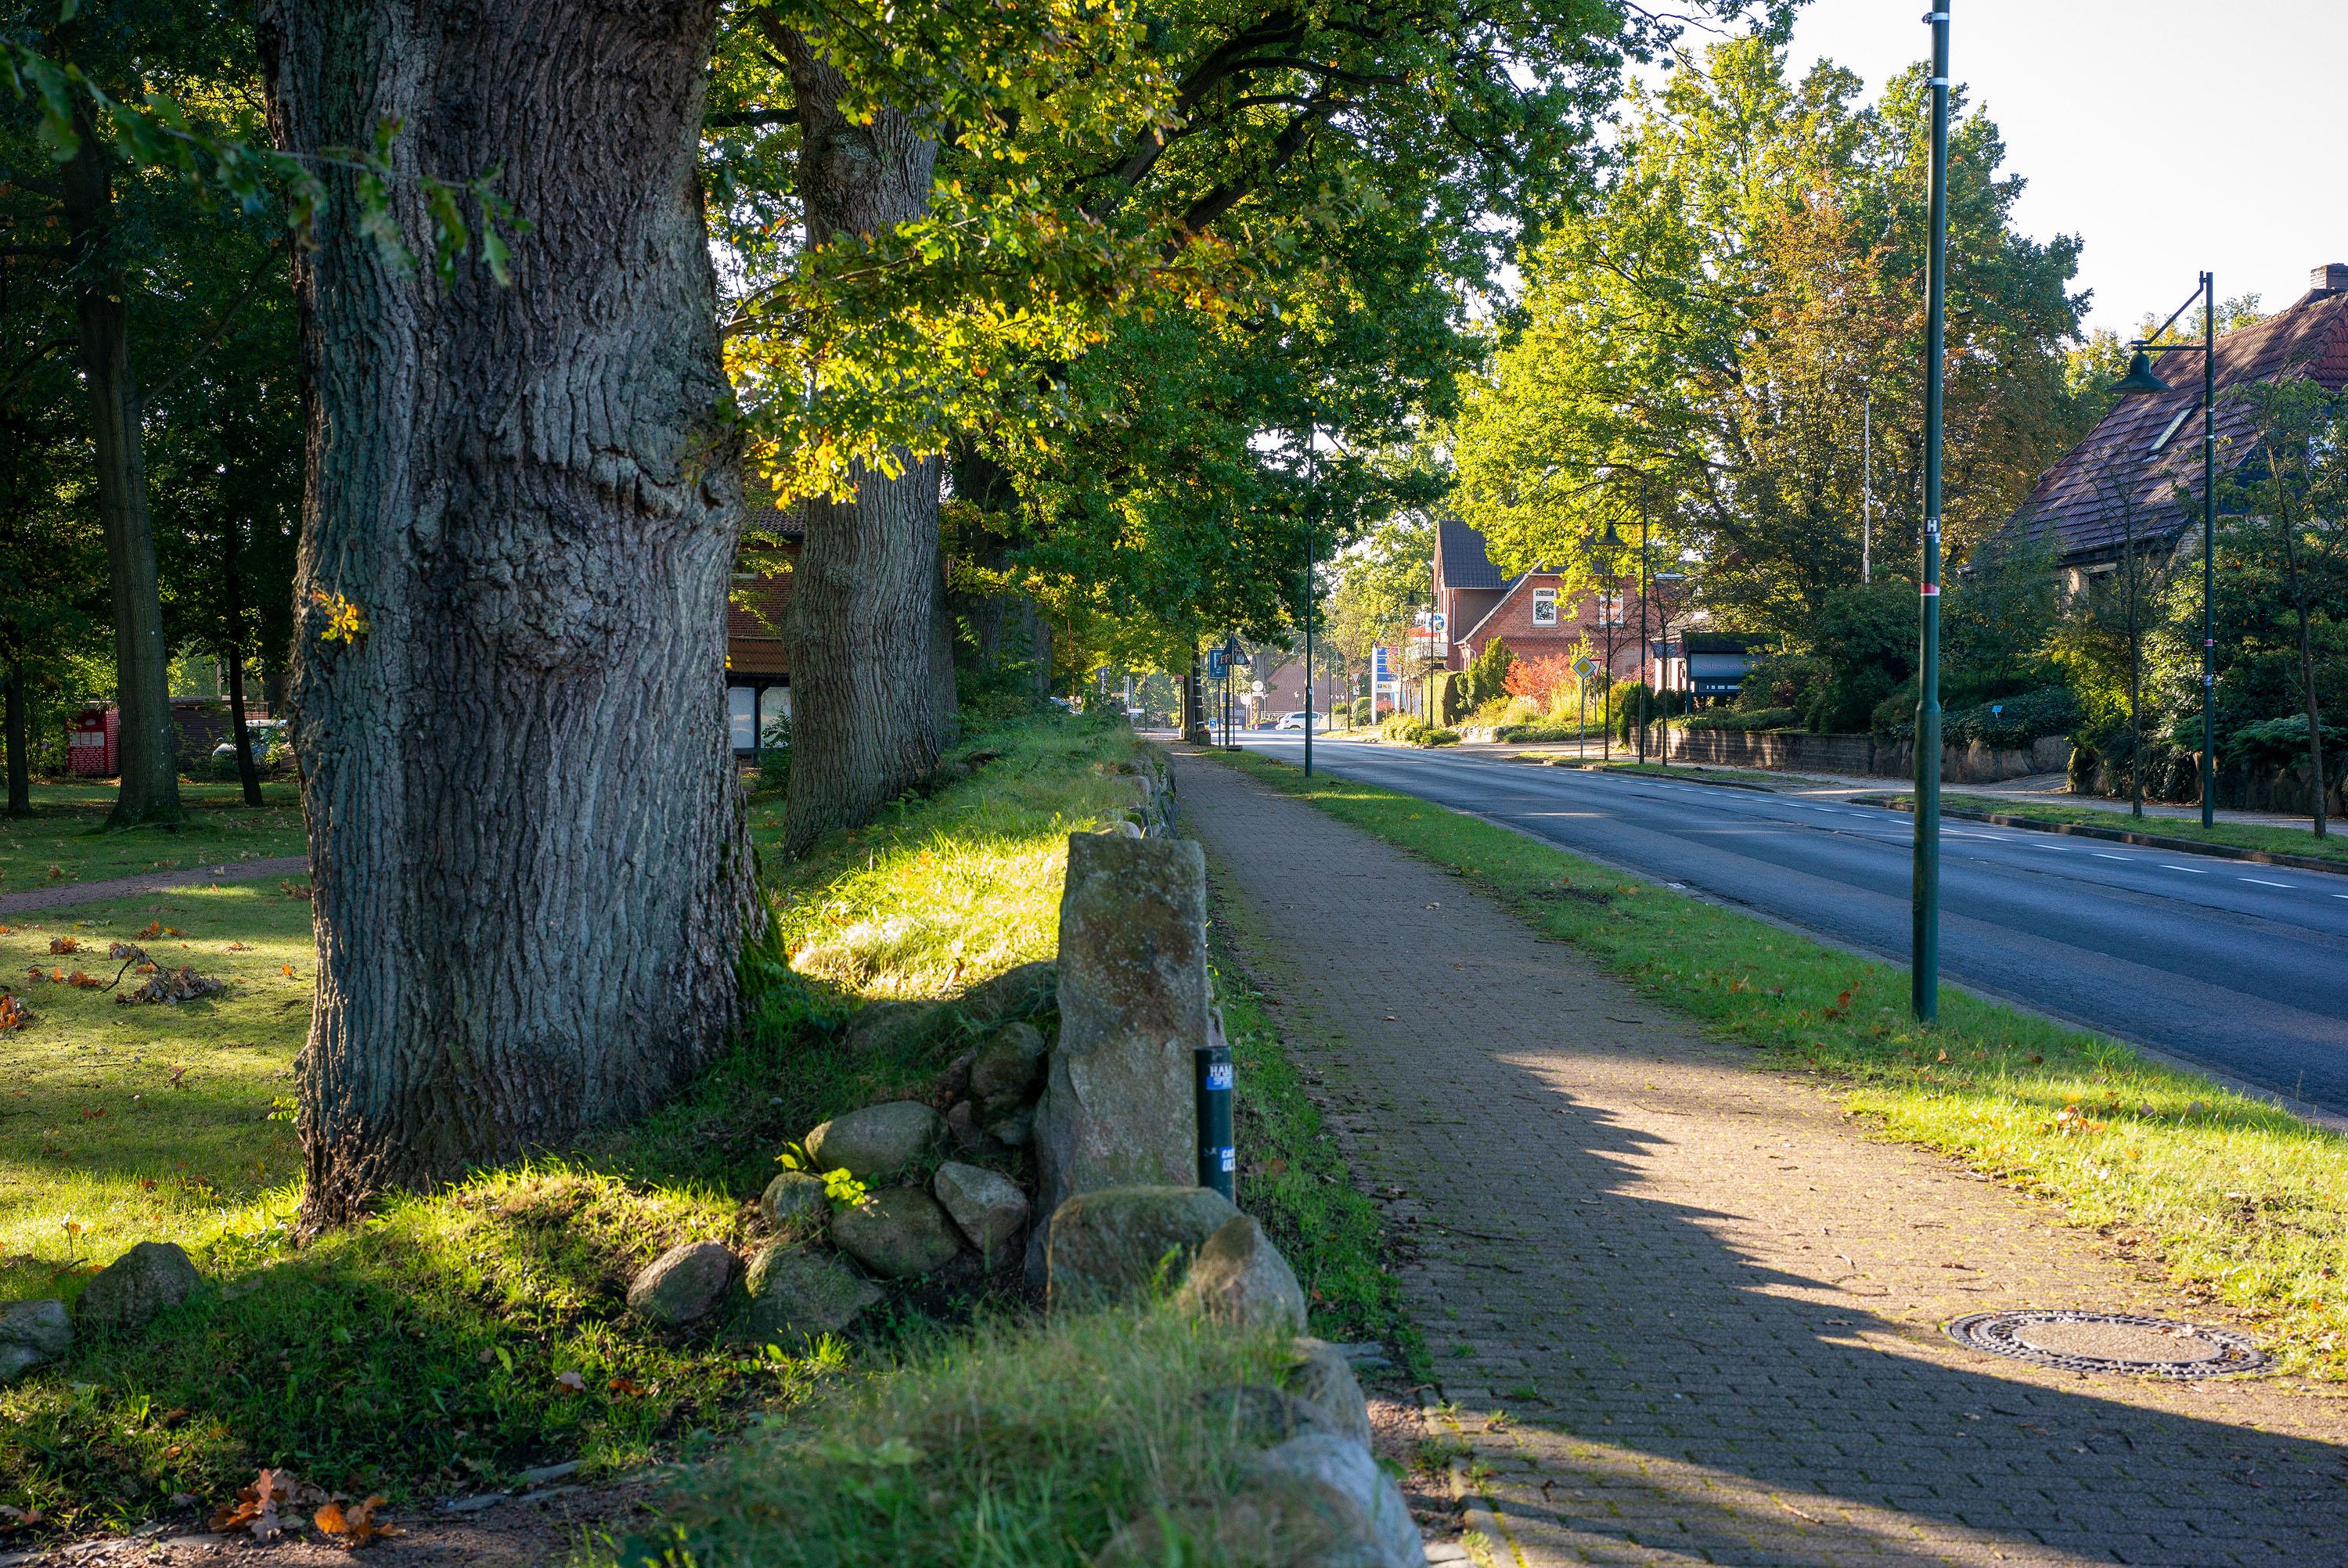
[1098,753,1177,840]
[624,958,1064,1343]
[2,1239,202,1383]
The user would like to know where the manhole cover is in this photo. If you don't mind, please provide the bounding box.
[1946,1310,2268,1379]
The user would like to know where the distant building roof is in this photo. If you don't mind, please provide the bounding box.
[1436,516,1511,591]
[2000,267,2348,567]
[744,496,806,538]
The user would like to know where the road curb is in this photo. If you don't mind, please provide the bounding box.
[1518,758,1779,793]
[1864,799,2348,879]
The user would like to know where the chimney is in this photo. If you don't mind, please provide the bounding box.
[2313,263,2348,295]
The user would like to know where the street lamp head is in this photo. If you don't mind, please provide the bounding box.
[2108,350,2174,398]
[1600,521,1625,549]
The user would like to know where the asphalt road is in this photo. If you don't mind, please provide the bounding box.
[1234,734,2348,1118]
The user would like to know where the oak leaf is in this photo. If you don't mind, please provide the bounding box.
[47,936,77,955]
[315,1495,398,1548]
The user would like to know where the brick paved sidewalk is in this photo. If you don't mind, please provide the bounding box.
[1176,752,2348,1567]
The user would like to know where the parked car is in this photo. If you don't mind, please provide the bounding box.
[1273,710,1331,732]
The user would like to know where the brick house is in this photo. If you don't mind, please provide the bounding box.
[725,499,801,753]
[1997,262,2348,592]
[1431,516,1671,689]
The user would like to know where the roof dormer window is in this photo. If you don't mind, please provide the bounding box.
[2148,405,2195,455]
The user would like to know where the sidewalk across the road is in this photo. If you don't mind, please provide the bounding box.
[1176,749,2348,1567]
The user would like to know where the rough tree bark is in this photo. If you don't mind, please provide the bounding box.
[261,0,755,1228]
[221,522,263,807]
[61,125,184,829]
[769,27,953,854]
[3,658,27,818]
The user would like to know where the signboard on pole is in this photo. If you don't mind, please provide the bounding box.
[1205,649,1229,679]
[1572,655,1598,681]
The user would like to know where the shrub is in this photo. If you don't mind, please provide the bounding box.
[1462,639,1516,708]
[1380,712,1428,744]
[1424,727,1460,746]
[1943,687,2083,750]
[1735,651,1824,714]
[1680,707,1800,733]
[1493,723,1589,743]
[1428,670,1464,726]
[1504,650,1578,707]
[2222,714,2346,769]
[752,714,794,797]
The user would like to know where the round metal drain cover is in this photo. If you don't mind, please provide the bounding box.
[1946,1310,2268,1378]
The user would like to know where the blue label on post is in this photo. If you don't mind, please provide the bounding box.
[1208,1063,1233,1091]
[1219,1148,1236,1173]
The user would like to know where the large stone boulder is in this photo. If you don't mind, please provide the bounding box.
[1046,1185,1237,1310]
[736,1244,884,1344]
[969,1020,1048,1124]
[74,1241,199,1335]
[626,1241,736,1325]
[1249,1433,1424,1567]
[805,1101,945,1183]
[1283,1338,1374,1448]
[1033,836,1207,1237]
[1177,1214,1306,1334]
[828,1188,963,1280]
[761,1171,830,1232]
[931,1161,1030,1258]
[955,960,1058,1030]
[1193,1383,1349,1448]
[0,1300,70,1382]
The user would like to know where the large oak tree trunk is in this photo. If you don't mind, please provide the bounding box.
[3,657,27,818]
[221,523,263,807]
[262,0,754,1228]
[771,31,952,855]
[61,129,184,829]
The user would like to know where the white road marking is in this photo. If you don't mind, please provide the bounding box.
[2093,853,2130,861]
[2163,865,2208,874]
[2241,877,2292,889]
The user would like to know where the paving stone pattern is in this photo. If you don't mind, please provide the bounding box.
[1176,753,2348,1567]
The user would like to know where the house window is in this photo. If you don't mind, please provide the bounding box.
[759,685,792,745]
[728,686,757,752]
[2148,405,2194,455]
[1532,587,1558,627]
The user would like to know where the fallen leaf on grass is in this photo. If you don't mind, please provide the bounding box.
[607,1376,646,1396]
[64,969,103,990]
[315,1496,398,1548]
[0,994,27,1030]
[282,964,295,977]
[47,936,77,955]
[227,941,250,951]
[211,1466,325,1542]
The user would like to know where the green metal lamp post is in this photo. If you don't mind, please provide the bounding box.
[2106,273,2219,829]
[1913,2,1952,1024]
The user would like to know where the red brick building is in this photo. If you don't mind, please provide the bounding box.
[725,500,801,753]
[1431,517,1669,688]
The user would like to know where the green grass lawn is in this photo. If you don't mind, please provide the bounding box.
[1902,791,2348,867]
[0,881,313,1293]
[1,780,308,895]
[1219,749,2348,1379]
[5,713,1363,1548]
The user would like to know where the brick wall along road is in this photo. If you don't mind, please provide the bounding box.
[1176,751,2348,1567]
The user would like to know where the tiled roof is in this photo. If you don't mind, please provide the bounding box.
[744,496,806,537]
[2002,285,2348,566]
[1436,516,1509,590]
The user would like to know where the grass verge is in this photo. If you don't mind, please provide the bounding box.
[596,1305,1292,1568]
[1895,791,2348,868]
[1214,953,1423,1369]
[1214,749,2348,1379]
[0,713,1232,1541]
[1,782,307,895]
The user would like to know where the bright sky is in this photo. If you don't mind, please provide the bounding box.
[1781,0,2348,337]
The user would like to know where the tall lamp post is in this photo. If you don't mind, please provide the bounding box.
[2107,272,2219,829]
[1912,2,1951,1024]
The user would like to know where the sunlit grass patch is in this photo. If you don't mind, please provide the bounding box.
[0,881,314,1292]
[0,780,308,893]
[756,714,1153,1002]
[1220,749,2348,1378]
[596,1304,1292,1568]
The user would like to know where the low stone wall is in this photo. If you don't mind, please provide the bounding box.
[1659,728,2067,783]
